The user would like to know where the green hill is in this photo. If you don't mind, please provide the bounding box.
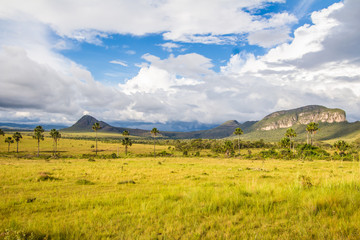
[252,105,346,131]
[61,115,149,136]
[238,121,360,143]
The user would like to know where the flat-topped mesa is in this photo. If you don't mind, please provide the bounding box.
[255,105,346,131]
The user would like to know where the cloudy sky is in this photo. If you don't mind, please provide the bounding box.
[0,0,359,126]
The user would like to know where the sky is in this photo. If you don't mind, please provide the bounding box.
[0,0,360,126]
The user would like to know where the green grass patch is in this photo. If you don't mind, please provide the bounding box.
[1,157,360,239]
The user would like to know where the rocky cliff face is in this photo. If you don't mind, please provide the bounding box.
[254,105,346,131]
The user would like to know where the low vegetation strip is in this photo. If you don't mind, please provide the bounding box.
[1,157,360,239]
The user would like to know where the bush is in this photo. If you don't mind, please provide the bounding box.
[297,144,330,159]
[278,149,296,159]
[118,180,136,184]
[157,151,172,157]
[259,149,278,159]
[37,172,60,181]
[76,179,95,185]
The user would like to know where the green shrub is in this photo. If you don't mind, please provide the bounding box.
[118,180,136,184]
[157,151,172,157]
[37,172,60,181]
[259,149,278,159]
[76,179,95,185]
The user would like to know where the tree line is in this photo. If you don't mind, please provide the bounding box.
[0,121,357,160]
[0,127,61,157]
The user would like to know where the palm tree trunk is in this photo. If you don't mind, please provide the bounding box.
[95,131,98,156]
[54,140,58,157]
[16,142,19,153]
[238,137,240,154]
[8,143,10,152]
[289,137,292,150]
[306,132,309,145]
[37,140,40,157]
[293,141,295,152]
[125,145,128,156]
[153,138,156,158]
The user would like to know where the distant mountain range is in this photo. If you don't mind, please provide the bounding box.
[2,105,359,141]
[60,105,360,141]
[61,115,255,139]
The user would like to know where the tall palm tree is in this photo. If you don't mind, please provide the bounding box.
[306,122,319,146]
[122,131,132,156]
[0,129,4,152]
[92,122,101,155]
[12,132,22,153]
[5,137,14,152]
[233,127,243,154]
[285,128,297,151]
[151,128,160,158]
[50,129,61,156]
[33,126,44,157]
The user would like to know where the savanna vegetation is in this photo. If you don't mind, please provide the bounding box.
[1,122,360,239]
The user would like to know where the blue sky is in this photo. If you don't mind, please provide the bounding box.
[1,0,360,125]
[60,0,340,83]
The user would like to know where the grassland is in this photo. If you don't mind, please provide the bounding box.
[1,134,360,239]
[0,133,169,157]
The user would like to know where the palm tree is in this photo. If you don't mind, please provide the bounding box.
[122,131,132,156]
[233,127,243,154]
[285,128,297,151]
[333,140,349,156]
[280,137,290,149]
[50,129,61,156]
[92,122,101,155]
[12,132,22,153]
[0,129,4,152]
[33,126,44,157]
[5,137,14,152]
[306,122,319,146]
[224,140,234,157]
[151,128,160,158]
